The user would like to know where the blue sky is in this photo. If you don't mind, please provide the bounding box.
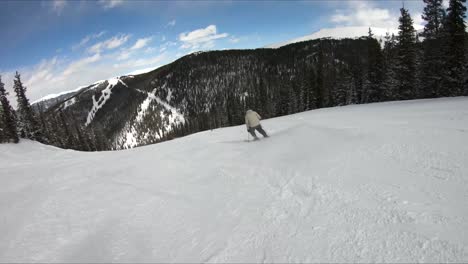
[0,0,434,103]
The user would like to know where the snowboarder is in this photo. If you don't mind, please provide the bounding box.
[245,109,268,140]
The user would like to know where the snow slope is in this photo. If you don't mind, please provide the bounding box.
[265,26,399,48]
[1,97,468,262]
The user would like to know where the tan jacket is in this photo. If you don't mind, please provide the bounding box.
[245,110,261,128]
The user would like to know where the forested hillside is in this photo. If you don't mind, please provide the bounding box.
[1,3,467,150]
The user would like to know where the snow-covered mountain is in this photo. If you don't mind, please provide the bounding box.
[35,37,385,150]
[265,26,399,48]
[33,27,392,108]
[2,97,468,262]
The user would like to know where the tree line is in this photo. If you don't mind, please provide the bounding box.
[1,0,466,150]
[152,0,466,135]
[0,73,107,150]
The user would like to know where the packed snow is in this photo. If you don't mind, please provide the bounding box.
[1,97,468,262]
[265,26,400,49]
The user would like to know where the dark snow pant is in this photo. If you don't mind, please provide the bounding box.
[248,125,268,139]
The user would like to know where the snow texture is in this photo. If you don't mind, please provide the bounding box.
[63,97,76,110]
[1,97,468,262]
[85,77,127,126]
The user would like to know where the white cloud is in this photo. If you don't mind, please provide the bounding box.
[157,41,177,53]
[106,34,130,49]
[413,12,425,31]
[130,37,153,50]
[63,53,102,77]
[1,51,166,107]
[144,47,156,53]
[113,53,166,69]
[95,31,106,38]
[52,0,66,15]
[330,1,424,31]
[72,31,106,51]
[1,29,183,107]
[179,25,228,50]
[98,0,125,9]
[331,1,397,29]
[25,57,59,87]
[228,36,240,43]
[117,51,131,61]
[88,34,131,54]
[167,20,176,27]
[0,49,175,107]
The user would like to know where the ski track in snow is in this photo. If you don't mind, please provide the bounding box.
[1,97,468,262]
[118,88,185,149]
[85,77,128,126]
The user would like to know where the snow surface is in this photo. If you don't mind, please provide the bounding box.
[1,97,468,262]
[63,97,76,110]
[265,26,400,49]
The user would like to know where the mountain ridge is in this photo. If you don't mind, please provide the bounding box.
[35,37,384,150]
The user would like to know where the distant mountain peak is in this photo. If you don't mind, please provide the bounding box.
[265,26,399,49]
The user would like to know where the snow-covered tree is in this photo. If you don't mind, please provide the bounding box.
[421,0,447,98]
[362,37,384,103]
[0,76,19,143]
[443,0,466,96]
[13,72,41,140]
[422,0,446,39]
[396,8,417,100]
[382,33,399,100]
[368,27,374,39]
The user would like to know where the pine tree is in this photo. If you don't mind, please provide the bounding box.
[0,76,19,143]
[35,104,50,144]
[382,33,399,100]
[58,110,75,148]
[13,72,41,140]
[363,37,384,103]
[0,107,4,142]
[421,0,447,98]
[422,0,446,39]
[443,0,466,96]
[396,8,417,100]
[368,27,374,39]
[47,114,64,148]
[92,124,108,151]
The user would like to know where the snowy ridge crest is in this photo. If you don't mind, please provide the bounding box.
[265,26,400,49]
